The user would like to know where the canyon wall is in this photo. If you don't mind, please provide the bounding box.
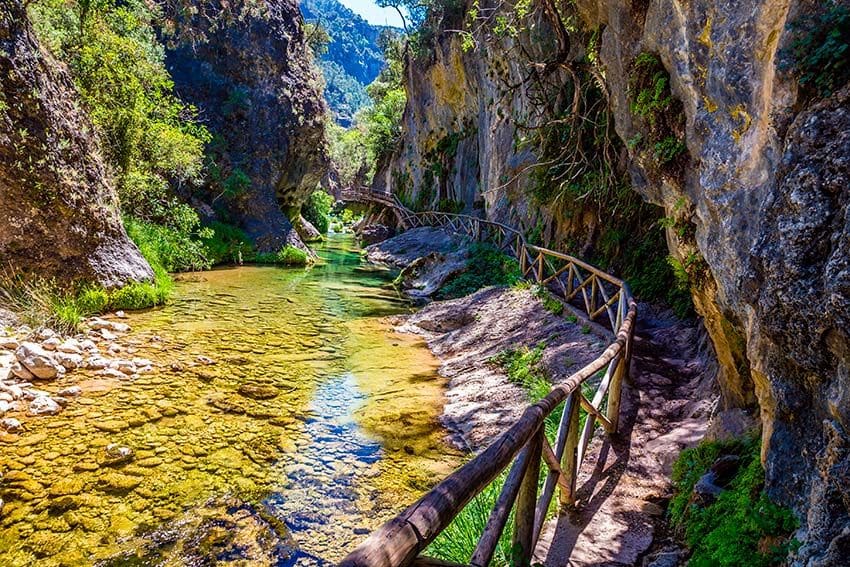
[580,1,849,562]
[378,0,850,562]
[0,0,153,288]
[163,0,329,251]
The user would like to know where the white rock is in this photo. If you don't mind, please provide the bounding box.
[97,368,127,379]
[110,322,130,333]
[88,318,111,330]
[100,329,117,341]
[107,344,122,354]
[37,328,56,340]
[79,339,98,353]
[86,356,110,370]
[57,386,82,397]
[41,337,61,351]
[113,360,137,375]
[0,337,18,350]
[0,383,24,400]
[28,396,61,416]
[197,355,216,365]
[132,358,153,368]
[0,417,22,432]
[0,400,10,415]
[15,342,63,380]
[0,392,12,403]
[55,352,83,370]
[57,339,82,354]
[115,311,127,319]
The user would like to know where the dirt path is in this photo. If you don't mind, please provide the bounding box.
[534,309,716,566]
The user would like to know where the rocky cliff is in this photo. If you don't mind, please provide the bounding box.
[163,0,329,252]
[0,0,153,288]
[579,1,849,562]
[379,0,850,562]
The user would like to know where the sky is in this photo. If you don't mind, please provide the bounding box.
[337,0,406,28]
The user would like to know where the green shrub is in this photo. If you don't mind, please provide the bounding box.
[302,191,335,234]
[254,246,310,266]
[535,287,564,315]
[201,222,252,265]
[437,243,523,299]
[124,217,211,273]
[670,437,798,567]
[786,1,850,97]
[436,198,465,214]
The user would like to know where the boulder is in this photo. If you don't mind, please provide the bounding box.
[15,342,63,380]
[0,0,153,287]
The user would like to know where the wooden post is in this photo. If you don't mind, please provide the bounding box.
[605,354,625,434]
[536,254,544,283]
[559,392,581,507]
[520,245,527,275]
[513,429,543,565]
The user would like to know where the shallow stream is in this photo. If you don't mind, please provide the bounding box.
[0,235,461,565]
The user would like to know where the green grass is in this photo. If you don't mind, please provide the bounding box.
[253,245,310,266]
[535,286,564,315]
[670,436,798,566]
[437,243,523,299]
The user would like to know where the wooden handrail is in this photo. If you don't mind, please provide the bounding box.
[339,188,638,566]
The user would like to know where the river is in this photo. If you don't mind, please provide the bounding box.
[0,235,461,565]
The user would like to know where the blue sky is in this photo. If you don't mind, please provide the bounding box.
[337,0,406,27]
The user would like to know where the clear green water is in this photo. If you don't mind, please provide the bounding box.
[0,235,461,565]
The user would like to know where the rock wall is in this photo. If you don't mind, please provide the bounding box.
[0,0,153,288]
[163,0,329,252]
[575,0,849,562]
[381,0,849,561]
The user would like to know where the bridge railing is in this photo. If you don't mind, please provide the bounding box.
[339,192,637,567]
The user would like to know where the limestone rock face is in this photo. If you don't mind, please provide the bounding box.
[163,0,329,252]
[372,4,568,231]
[572,0,850,561]
[0,0,153,287]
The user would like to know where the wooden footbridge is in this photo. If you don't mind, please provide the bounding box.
[338,188,637,567]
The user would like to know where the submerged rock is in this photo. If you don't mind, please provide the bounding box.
[237,383,279,400]
[99,496,297,566]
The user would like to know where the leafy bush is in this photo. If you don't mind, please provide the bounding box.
[29,0,211,249]
[254,246,310,266]
[670,437,798,567]
[124,217,211,273]
[437,243,523,299]
[786,1,850,97]
[200,222,253,265]
[302,191,335,234]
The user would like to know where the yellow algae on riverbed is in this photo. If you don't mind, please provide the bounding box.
[0,236,461,565]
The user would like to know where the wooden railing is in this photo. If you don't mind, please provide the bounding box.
[339,189,637,567]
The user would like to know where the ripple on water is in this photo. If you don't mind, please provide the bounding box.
[0,236,462,565]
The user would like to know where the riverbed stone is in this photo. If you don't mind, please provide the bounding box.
[237,383,279,400]
[28,396,61,416]
[41,337,60,351]
[1,417,22,432]
[55,352,83,370]
[98,472,141,493]
[15,342,64,380]
[101,444,134,466]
